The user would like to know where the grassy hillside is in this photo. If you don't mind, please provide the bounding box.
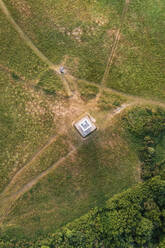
[36,176,165,248]
[0,69,60,193]
[0,9,47,79]
[0,0,165,245]
[3,0,123,83]
[106,0,165,100]
[3,0,165,100]
[1,115,140,239]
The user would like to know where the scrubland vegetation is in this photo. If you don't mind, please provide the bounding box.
[27,176,165,248]
[106,0,165,100]
[0,0,165,247]
[98,90,127,110]
[0,69,56,193]
[0,10,47,79]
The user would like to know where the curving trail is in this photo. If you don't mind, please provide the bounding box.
[0,145,79,224]
[1,92,165,223]
[81,76,165,110]
[1,0,165,228]
[0,102,131,223]
[0,0,72,96]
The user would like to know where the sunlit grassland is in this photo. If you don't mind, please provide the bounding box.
[0,10,47,80]
[106,0,165,100]
[2,116,140,239]
[0,69,57,193]
[2,133,75,197]
[1,0,165,243]
[35,70,66,98]
[3,0,124,83]
[77,80,99,101]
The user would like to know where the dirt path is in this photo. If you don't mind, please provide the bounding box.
[0,102,133,223]
[0,0,72,96]
[2,0,165,227]
[0,145,79,224]
[80,76,165,110]
[1,133,63,198]
[100,0,130,89]
[1,95,165,223]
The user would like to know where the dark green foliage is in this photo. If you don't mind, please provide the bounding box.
[2,176,164,247]
[123,106,165,180]
[51,177,165,248]
[11,72,20,81]
[158,236,165,248]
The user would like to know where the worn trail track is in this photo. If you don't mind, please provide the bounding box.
[0,146,79,224]
[0,103,131,223]
[1,94,165,223]
[101,0,130,87]
[1,0,165,227]
[0,0,72,96]
[1,133,62,198]
[96,0,130,102]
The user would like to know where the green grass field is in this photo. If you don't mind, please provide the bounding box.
[2,122,140,239]
[2,0,165,98]
[77,80,99,101]
[0,0,165,244]
[3,0,124,83]
[0,9,47,80]
[0,68,58,192]
[105,0,165,100]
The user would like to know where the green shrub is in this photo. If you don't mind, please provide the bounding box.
[36,70,65,97]
[77,80,99,101]
[123,106,165,180]
[1,176,165,247]
[36,176,165,248]
[98,90,126,110]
